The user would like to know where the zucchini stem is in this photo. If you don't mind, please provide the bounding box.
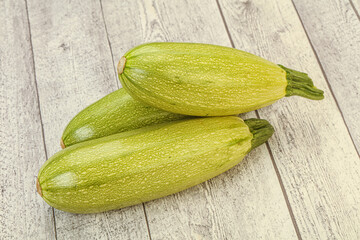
[279,64,324,100]
[244,118,274,150]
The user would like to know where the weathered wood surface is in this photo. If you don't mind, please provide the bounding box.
[293,0,360,153]
[1,0,359,239]
[0,0,55,239]
[25,0,149,239]
[218,0,360,239]
[102,0,297,239]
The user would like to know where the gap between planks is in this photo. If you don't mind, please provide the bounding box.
[98,0,153,238]
[99,0,121,90]
[349,0,360,21]
[23,0,58,239]
[99,0,153,238]
[214,0,302,239]
[290,0,360,158]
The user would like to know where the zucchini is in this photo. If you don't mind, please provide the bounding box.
[37,117,274,214]
[118,42,324,116]
[61,88,189,148]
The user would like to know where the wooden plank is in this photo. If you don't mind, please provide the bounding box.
[218,0,360,239]
[102,0,297,239]
[25,0,149,239]
[293,0,360,153]
[0,0,56,239]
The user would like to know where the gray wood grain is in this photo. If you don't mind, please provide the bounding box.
[25,0,149,239]
[102,0,297,239]
[219,0,360,238]
[293,0,360,153]
[1,0,357,239]
[0,0,56,239]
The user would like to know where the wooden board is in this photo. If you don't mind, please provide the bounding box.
[293,0,360,153]
[218,0,360,238]
[1,0,359,239]
[0,0,55,239]
[25,0,149,239]
[102,0,297,239]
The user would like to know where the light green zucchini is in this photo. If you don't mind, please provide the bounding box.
[61,88,189,148]
[37,117,274,214]
[118,42,324,116]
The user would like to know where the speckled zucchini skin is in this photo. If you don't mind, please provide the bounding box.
[37,117,273,214]
[61,88,188,147]
[118,42,323,116]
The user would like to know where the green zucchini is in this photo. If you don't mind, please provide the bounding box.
[37,117,274,214]
[118,42,324,116]
[61,88,189,148]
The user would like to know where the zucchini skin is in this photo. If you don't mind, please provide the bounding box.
[37,117,273,214]
[119,42,323,116]
[61,88,189,148]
